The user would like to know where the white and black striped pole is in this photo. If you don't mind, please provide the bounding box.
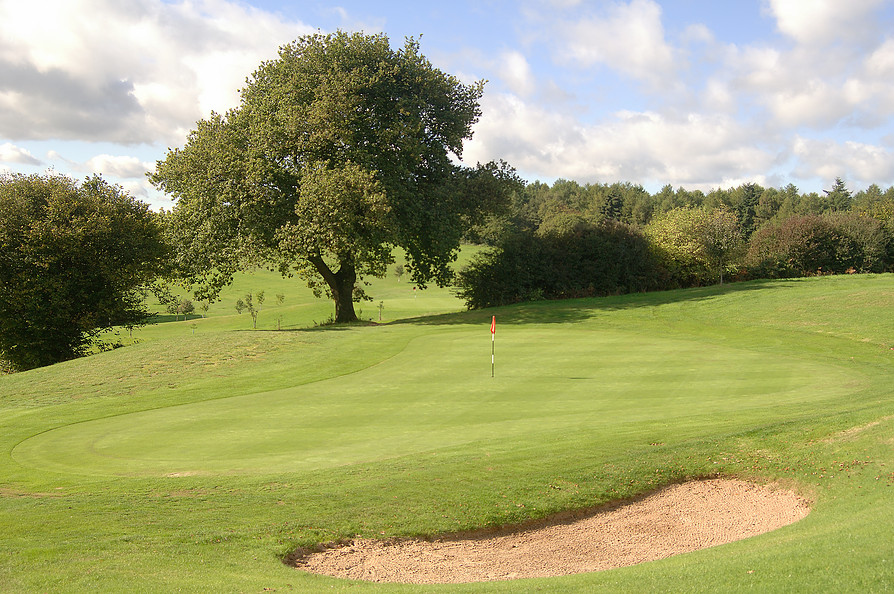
[490,315,496,378]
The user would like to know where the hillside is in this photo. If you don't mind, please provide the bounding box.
[1,274,892,592]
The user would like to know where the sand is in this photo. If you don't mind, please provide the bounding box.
[292,478,809,584]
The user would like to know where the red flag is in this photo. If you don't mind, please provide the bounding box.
[490,316,496,335]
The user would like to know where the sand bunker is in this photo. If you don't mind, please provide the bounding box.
[293,478,809,584]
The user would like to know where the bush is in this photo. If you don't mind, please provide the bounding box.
[0,174,168,370]
[644,206,743,287]
[828,212,891,273]
[455,222,661,309]
[745,213,891,277]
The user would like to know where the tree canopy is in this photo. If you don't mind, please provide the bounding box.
[0,173,168,370]
[645,206,742,286]
[151,31,516,322]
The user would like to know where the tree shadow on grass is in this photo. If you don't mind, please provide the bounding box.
[391,279,799,329]
[146,313,204,324]
[242,320,374,333]
[229,279,800,334]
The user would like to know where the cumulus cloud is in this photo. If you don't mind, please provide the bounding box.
[86,155,154,179]
[866,39,894,75]
[552,0,678,85]
[792,137,894,184]
[460,0,894,191]
[0,0,314,144]
[700,2,894,133]
[681,23,714,46]
[498,51,537,97]
[464,93,779,189]
[0,142,42,165]
[763,0,888,47]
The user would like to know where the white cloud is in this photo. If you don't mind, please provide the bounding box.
[3,0,893,198]
[866,38,894,75]
[464,93,778,189]
[553,0,678,85]
[703,3,894,132]
[0,0,315,144]
[86,154,153,179]
[0,142,42,165]
[702,78,734,112]
[767,79,852,128]
[792,136,894,184]
[498,51,536,97]
[46,150,77,167]
[323,5,385,33]
[463,93,581,173]
[763,0,887,46]
[544,0,583,8]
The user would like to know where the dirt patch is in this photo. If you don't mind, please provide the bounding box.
[293,478,809,584]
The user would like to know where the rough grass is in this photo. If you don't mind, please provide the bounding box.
[1,273,892,592]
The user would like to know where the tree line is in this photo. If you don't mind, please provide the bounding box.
[456,177,894,308]
[3,30,894,371]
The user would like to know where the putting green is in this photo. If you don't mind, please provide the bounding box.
[12,326,857,477]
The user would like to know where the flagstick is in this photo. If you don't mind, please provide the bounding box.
[491,315,495,378]
[491,331,495,378]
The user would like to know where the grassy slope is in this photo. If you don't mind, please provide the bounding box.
[127,249,485,340]
[0,273,892,592]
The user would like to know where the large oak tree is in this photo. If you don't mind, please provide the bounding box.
[151,31,514,322]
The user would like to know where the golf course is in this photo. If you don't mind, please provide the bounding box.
[1,268,893,591]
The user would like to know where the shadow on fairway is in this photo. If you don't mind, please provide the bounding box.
[392,278,796,328]
[146,312,204,324]
[239,279,796,333]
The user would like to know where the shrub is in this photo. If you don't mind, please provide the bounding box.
[455,222,661,309]
[0,174,168,370]
[745,213,891,277]
[644,206,742,287]
[827,212,890,273]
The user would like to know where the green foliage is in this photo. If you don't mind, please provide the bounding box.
[698,207,745,284]
[482,176,894,244]
[854,184,894,237]
[745,213,891,277]
[151,31,512,323]
[731,182,761,239]
[828,212,892,272]
[459,205,748,310]
[455,222,659,309]
[0,173,168,370]
[167,298,195,321]
[458,175,894,303]
[824,176,853,212]
[645,206,743,286]
[235,291,265,328]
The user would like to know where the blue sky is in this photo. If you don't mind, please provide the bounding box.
[2,0,894,209]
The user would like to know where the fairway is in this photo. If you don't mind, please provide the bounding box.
[2,274,893,592]
[12,327,853,478]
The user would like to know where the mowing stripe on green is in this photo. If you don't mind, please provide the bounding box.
[13,327,856,477]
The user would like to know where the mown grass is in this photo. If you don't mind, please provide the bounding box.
[125,250,484,342]
[1,273,893,592]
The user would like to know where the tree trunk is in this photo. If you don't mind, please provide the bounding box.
[309,255,358,323]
